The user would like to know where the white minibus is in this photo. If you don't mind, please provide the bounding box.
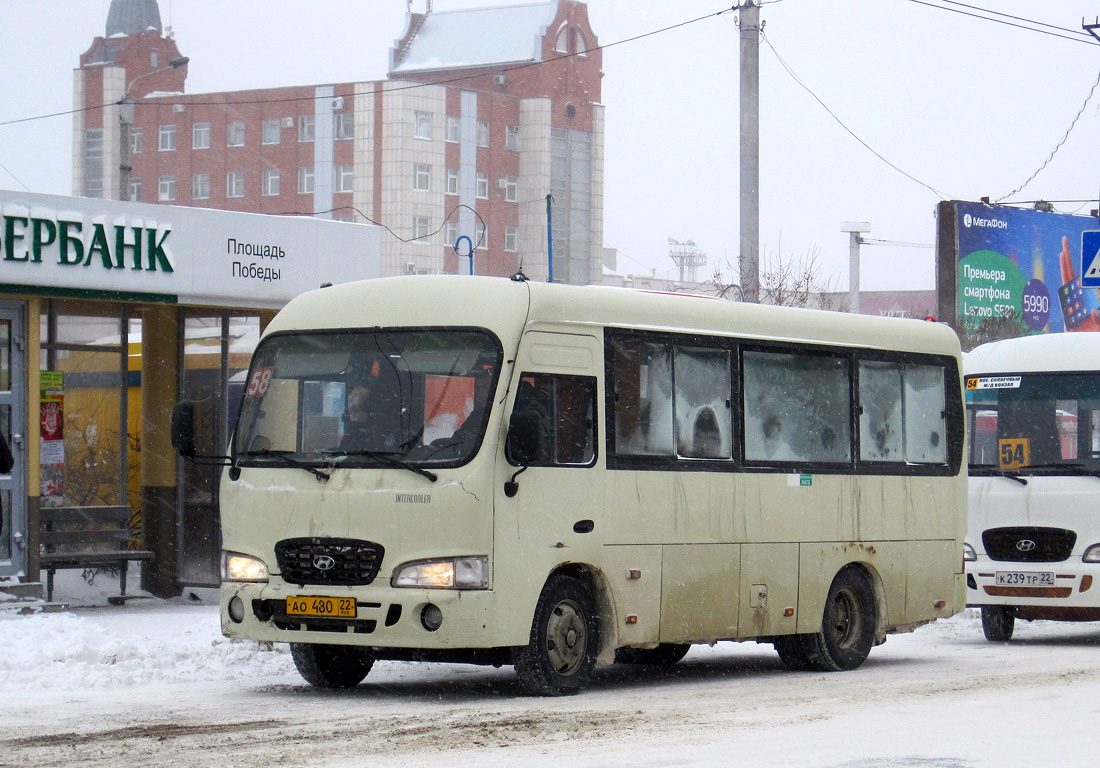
[964,332,1100,640]
[175,275,967,694]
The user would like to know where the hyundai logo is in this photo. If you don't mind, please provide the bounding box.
[312,555,337,571]
[1016,539,1038,553]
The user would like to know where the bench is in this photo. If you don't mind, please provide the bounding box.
[39,505,154,603]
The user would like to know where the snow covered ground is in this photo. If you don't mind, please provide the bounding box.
[3,571,1100,768]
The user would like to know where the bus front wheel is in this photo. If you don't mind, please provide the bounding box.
[778,567,877,672]
[981,605,1015,641]
[514,574,599,696]
[291,643,374,688]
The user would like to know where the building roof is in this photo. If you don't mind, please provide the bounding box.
[390,1,558,74]
[106,0,163,37]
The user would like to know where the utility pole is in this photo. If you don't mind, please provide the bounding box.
[118,56,189,201]
[841,222,870,314]
[739,1,760,303]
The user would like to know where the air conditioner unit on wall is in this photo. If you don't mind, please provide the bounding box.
[496,178,508,189]
[283,117,294,128]
[172,104,185,113]
[331,96,345,110]
[405,262,417,274]
[492,74,507,86]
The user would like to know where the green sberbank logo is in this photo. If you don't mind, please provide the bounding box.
[1,213,173,272]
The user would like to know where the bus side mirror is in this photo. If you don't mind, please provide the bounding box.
[506,409,542,466]
[171,401,197,458]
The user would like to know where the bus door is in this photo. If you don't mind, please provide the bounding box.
[494,332,603,592]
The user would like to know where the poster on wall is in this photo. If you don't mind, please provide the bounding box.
[40,370,63,506]
[947,201,1100,334]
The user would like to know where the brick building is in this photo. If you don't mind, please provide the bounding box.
[74,0,605,283]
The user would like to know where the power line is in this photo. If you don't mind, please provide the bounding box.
[0,161,30,191]
[905,0,1100,46]
[0,6,737,130]
[997,66,1100,202]
[276,204,487,249]
[939,0,1092,38]
[761,31,951,200]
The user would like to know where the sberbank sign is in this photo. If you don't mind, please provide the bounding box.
[1,214,173,272]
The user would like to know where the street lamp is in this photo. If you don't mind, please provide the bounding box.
[118,56,189,201]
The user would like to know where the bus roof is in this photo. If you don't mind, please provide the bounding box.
[267,276,961,356]
[965,332,1100,375]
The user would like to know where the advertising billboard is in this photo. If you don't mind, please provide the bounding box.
[936,200,1100,336]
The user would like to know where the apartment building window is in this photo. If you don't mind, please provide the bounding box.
[191,122,209,150]
[299,115,316,142]
[192,173,210,200]
[261,169,280,196]
[503,175,518,202]
[159,125,176,151]
[505,226,518,252]
[476,120,489,147]
[335,165,354,193]
[335,113,354,140]
[413,216,430,242]
[227,120,245,147]
[129,178,142,203]
[414,111,432,140]
[445,220,458,245]
[506,125,520,151]
[83,129,104,198]
[298,166,314,194]
[226,171,244,198]
[413,163,430,191]
[158,175,176,201]
[129,126,142,154]
[262,118,281,145]
[476,171,488,199]
[446,168,459,195]
[475,220,486,249]
[446,116,460,142]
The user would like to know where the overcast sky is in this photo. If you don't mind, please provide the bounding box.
[2,0,1099,291]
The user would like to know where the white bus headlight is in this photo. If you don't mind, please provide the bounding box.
[963,543,977,562]
[223,552,270,582]
[1083,545,1100,563]
[392,557,488,589]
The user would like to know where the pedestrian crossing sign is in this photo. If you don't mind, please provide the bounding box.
[1084,231,1100,287]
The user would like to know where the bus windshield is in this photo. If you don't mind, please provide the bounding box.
[233,329,501,467]
[966,372,1100,473]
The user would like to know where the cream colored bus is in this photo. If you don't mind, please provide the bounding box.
[175,275,966,695]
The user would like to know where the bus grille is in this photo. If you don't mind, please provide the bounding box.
[275,537,385,586]
[982,527,1076,563]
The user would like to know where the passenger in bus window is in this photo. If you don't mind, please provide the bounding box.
[341,384,377,451]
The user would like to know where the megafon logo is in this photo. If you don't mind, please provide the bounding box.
[963,213,1008,230]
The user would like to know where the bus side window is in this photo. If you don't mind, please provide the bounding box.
[610,338,673,455]
[508,374,596,467]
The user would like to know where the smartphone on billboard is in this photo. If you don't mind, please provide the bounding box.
[1059,276,1091,330]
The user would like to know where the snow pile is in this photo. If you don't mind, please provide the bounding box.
[0,605,291,690]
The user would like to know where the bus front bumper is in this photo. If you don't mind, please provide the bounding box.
[966,558,1100,616]
[220,580,523,650]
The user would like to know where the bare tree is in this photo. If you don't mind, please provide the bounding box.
[710,244,848,311]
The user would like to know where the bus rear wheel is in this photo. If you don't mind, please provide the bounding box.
[514,574,598,696]
[291,643,374,688]
[981,605,1015,641]
[781,567,877,672]
[614,643,690,666]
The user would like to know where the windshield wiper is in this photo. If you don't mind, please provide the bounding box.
[1019,461,1100,479]
[969,466,1028,485]
[236,449,331,481]
[323,449,438,482]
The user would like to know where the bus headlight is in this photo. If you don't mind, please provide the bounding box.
[963,543,977,562]
[223,552,270,582]
[392,557,488,589]
[1083,545,1100,563]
